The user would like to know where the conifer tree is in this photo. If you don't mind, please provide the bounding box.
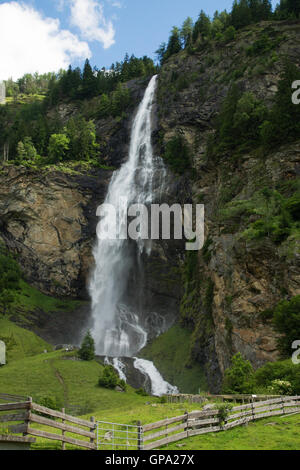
[78,331,95,361]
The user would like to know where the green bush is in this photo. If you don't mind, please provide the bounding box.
[35,396,62,419]
[0,249,22,315]
[254,359,300,394]
[163,135,192,174]
[222,353,254,393]
[268,379,293,395]
[220,187,300,244]
[78,331,95,361]
[216,403,234,425]
[272,296,300,357]
[134,387,149,396]
[98,365,126,391]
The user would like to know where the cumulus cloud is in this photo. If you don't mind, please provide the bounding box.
[69,0,116,49]
[0,2,91,80]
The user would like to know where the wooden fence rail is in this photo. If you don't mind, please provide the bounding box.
[166,393,282,404]
[142,395,300,450]
[0,393,27,403]
[0,397,96,450]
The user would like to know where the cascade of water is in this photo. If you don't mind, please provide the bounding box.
[89,76,176,394]
[133,358,178,396]
[89,75,158,356]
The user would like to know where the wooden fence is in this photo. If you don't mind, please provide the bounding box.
[142,395,300,450]
[166,393,281,404]
[2,395,300,451]
[0,397,96,450]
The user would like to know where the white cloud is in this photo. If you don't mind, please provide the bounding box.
[0,2,91,80]
[69,0,115,49]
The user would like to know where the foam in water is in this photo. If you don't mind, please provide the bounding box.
[134,358,178,396]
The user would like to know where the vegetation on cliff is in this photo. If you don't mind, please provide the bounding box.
[156,0,299,66]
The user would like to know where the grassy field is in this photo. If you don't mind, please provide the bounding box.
[140,325,207,394]
[160,413,300,451]
[0,318,52,362]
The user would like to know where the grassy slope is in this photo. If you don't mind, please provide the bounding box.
[13,279,83,315]
[0,318,52,362]
[140,325,207,394]
[160,414,300,451]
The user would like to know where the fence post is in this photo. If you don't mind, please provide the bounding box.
[24,396,32,436]
[137,421,142,450]
[281,396,285,416]
[90,416,96,450]
[251,398,255,422]
[184,411,189,438]
[61,408,66,450]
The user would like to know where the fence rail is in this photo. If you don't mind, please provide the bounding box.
[0,397,96,450]
[0,393,27,403]
[166,393,282,404]
[142,395,300,450]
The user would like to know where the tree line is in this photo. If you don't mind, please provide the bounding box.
[47,55,157,105]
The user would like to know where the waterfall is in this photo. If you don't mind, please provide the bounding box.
[134,358,178,396]
[89,75,177,395]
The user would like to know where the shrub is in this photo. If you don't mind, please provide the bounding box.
[98,365,126,390]
[16,137,39,164]
[35,396,62,419]
[268,379,293,395]
[78,331,95,361]
[254,360,300,394]
[272,296,300,357]
[216,403,234,426]
[0,249,22,315]
[163,135,192,174]
[135,387,149,396]
[223,26,236,43]
[222,353,254,393]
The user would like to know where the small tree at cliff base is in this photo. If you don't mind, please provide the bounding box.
[78,331,95,361]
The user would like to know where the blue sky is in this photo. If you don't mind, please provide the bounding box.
[0,0,279,80]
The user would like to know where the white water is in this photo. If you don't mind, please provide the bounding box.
[89,75,176,394]
[104,357,127,382]
[134,358,178,396]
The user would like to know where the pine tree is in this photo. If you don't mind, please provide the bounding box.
[82,59,97,98]
[165,27,182,60]
[180,17,194,48]
[231,0,252,29]
[193,10,211,42]
[78,331,95,361]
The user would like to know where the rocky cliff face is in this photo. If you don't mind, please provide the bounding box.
[0,165,114,300]
[155,19,300,390]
